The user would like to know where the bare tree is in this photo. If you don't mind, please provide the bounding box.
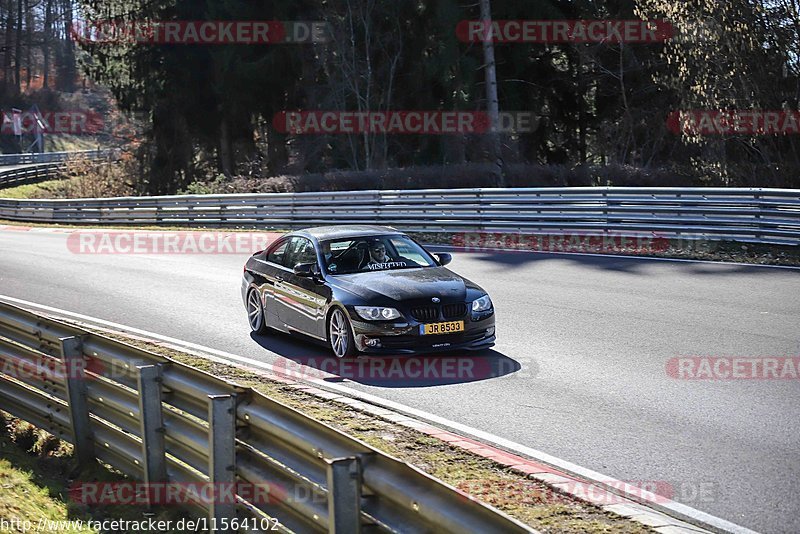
[318,0,403,170]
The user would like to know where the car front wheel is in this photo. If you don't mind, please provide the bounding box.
[328,308,356,358]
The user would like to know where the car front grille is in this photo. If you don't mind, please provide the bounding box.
[410,303,467,321]
[410,306,439,321]
[442,303,467,319]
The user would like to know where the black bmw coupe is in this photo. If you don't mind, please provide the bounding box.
[241,225,495,357]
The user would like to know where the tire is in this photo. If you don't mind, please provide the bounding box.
[328,308,357,358]
[246,289,268,335]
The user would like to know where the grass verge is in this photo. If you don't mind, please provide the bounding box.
[0,412,193,533]
[0,180,68,199]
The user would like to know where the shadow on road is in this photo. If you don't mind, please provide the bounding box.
[440,247,795,276]
[249,331,524,387]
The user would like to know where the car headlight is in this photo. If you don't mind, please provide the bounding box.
[472,295,493,312]
[354,306,402,321]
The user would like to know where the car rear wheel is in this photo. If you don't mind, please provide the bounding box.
[328,308,356,358]
[247,289,267,334]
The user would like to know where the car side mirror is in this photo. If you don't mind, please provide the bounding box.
[293,262,317,277]
[435,253,452,266]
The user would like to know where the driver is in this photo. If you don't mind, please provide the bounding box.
[321,241,333,264]
[367,240,390,267]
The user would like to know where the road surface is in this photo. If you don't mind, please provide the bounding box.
[0,227,798,533]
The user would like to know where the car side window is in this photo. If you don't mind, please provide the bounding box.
[284,237,317,269]
[276,237,316,269]
[292,238,318,266]
[267,239,290,265]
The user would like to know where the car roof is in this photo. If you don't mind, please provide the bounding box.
[290,225,405,242]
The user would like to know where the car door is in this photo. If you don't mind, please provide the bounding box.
[257,237,293,329]
[275,237,331,339]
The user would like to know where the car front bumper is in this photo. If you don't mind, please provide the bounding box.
[348,309,496,355]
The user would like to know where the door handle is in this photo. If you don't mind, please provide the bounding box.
[275,275,285,282]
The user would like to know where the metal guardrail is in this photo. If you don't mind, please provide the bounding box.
[0,186,799,245]
[0,148,117,166]
[0,300,534,534]
[0,149,119,188]
[0,162,65,188]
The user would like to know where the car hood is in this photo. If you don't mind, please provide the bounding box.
[330,267,481,303]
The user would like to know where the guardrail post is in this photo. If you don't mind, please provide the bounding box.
[326,456,362,534]
[754,192,762,241]
[60,335,94,466]
[477,190,484,232]
[209,394,237,533]
[137,365,166,489]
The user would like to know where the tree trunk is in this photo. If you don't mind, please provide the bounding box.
[14,0,21,94]
[266,124,289,175]
[24,0,31,89]
[577,49,586,164]
[58,0,75,90]
[43,0,51,88]
[479,0,504,186]
[3,1,14,95]
[218,116,233,177]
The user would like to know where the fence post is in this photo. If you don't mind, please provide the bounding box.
[137,365,166,489]
[326,456,362,534]
[60,335,94,466]
[208,395,237,533]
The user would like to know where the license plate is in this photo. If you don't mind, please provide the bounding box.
[421,320,464,335]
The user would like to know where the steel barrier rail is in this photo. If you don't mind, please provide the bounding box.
[0,300,536,534]
[0,163,66,188]
[0,149,120,188]
[0,148,118,166]
[0,186,798,245]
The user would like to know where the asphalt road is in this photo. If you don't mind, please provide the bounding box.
[1,228,798,533]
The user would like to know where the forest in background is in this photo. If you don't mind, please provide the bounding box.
[1,0,800,194]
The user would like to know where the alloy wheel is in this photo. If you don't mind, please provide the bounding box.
[329,308,351,358]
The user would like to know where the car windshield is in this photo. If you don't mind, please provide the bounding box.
[320,235,436,275]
